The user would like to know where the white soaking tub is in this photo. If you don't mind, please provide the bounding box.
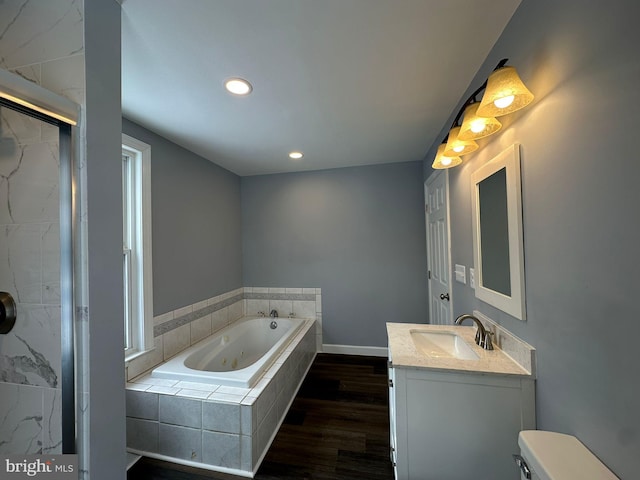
[152,316,305,388]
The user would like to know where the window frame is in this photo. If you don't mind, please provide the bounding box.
[122,133,154,359]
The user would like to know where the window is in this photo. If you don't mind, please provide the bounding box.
[122,133,153,358]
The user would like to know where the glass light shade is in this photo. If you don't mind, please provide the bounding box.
[458,103,502,141]
[444,126,478,157]
[432,143,462,170]
[476,66,534,117]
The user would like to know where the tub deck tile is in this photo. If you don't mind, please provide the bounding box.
[146,385,180,395]
[175,389,212,400]
[208,392,245,403]
[175,381,220,393]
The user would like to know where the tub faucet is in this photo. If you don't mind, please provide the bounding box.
[454,314,493,350]
[270,309,278,318]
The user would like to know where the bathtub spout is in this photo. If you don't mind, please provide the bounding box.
[270,309,279,318]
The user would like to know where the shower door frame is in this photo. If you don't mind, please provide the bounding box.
[0,96,76,454]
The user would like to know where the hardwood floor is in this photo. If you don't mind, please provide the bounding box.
[127,354,394,480]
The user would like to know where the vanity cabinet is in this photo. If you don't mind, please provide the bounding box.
[388,360,535,480]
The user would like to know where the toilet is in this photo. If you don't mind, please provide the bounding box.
[515,430,618,480]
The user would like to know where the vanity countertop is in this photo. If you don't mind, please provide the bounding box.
[387,322,532,377]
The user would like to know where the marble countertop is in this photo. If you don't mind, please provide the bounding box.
[387,323,532,377]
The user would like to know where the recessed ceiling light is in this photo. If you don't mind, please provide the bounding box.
[289,151,304,159]
[224,78,252,96]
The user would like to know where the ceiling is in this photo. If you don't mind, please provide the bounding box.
[121,0,521,176]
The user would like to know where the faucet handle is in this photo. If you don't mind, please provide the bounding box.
[482,333,494,350]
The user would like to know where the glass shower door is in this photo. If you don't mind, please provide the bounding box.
[0,102,68,454]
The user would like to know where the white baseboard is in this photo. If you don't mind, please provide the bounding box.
[322,344,388,357]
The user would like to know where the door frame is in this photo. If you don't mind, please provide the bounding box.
[425,169,454,325]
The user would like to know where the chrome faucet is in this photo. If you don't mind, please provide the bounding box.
[270,309,279,318]
[454,314,493,350]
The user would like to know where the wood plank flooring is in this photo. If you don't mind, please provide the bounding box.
[127,354,394,480]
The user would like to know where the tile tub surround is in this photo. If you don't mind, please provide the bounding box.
[126,318,317,477]
[125,287,323,381]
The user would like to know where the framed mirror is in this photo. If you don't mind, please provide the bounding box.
[471,144,526,320]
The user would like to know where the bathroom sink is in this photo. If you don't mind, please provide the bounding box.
[410,330,480,360]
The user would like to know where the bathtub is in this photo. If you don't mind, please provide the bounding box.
[152,316,306,388]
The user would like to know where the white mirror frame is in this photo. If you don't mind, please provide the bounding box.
[471,143,526,320]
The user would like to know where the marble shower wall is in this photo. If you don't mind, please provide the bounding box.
[0,0,85,456]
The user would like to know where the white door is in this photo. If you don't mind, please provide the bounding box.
[425,170,453,325]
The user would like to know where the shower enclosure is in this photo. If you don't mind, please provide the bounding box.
[0,95,75,454]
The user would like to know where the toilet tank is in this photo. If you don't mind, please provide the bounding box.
[515,431,618,480]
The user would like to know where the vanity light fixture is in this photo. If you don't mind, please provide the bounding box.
[477,66,534,117]
[431,59,533,170]
[444,126,478,157]
[289,151,304,159]
[224,77,252,96]
[432,144,462,170]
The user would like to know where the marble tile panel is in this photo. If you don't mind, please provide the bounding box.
[126,391,158,421]
[202,431,240,470]
[159,423,202,462]
[0,0,84,69]
[153,311,173,326]
[192,299,208,312]
[1,108,42,146]
[125,383,150,392]
[163,323,190,360]
[256,403,278,462]
[292,300,315,318]
[255,380,276,428]
[0,383,43,454]
[202,401,240,434]
[126,417,158,453]
[245,299,268,316]
[240,404,256,435]
[240,435,252,472]
[0,224,42,303]
[146,386,180,395]
[159,396,202,428]
[173,304,192,318]
[211,307,228,332]
[41,388,62,454]
[174,381,218,393]
[0,303,61,387]
[269,299,292,318]
[42,223,60,304]
[41,54,85,105]
[228,300,243,322]
[207,392,245,404]
[133,375,176,387]
[126,335,163,381]
[1,142,60,224]
[190,314,211,344]
[175,389,211,400]
[10,64,42,85]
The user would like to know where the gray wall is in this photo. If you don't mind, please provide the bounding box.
[84,1,126,478]
[425,1,640,477]
[242,161,428,347]
[122,119,243,315]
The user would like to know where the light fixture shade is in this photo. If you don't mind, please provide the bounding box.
[476,66,534,117]
[458,103,502,141]
[432,143,462,170]
[444,126,478,157]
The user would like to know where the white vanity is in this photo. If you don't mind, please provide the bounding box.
[387,319,535,479]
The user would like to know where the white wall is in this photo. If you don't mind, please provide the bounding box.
[425,1,640,477]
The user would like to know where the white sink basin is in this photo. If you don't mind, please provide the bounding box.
[410,330,480,360]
